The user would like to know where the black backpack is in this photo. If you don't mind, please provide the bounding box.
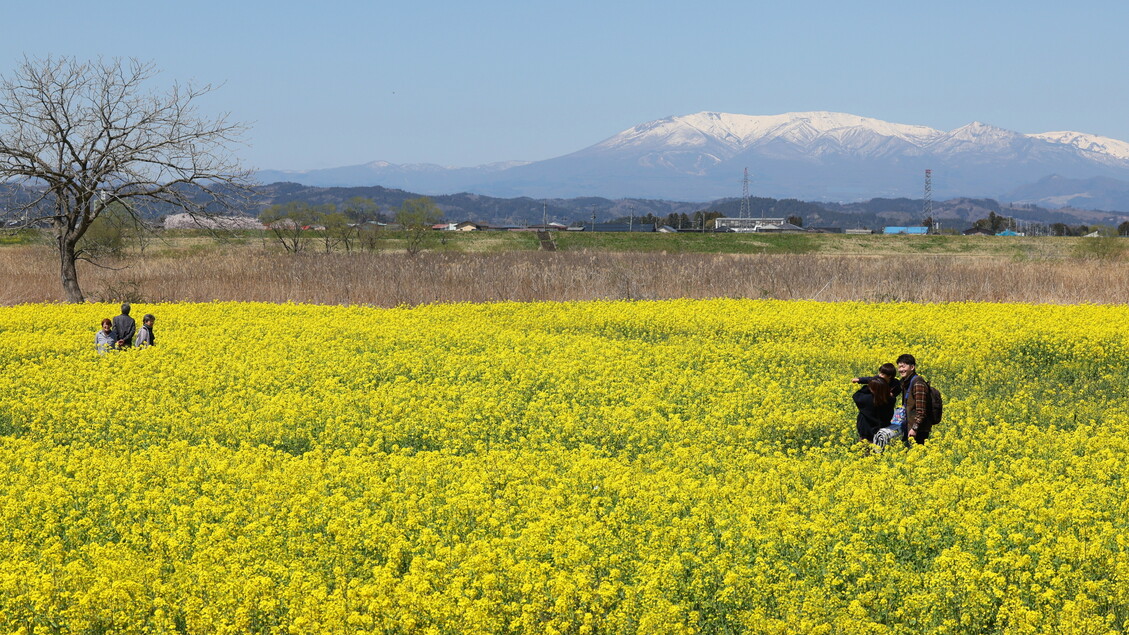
[911,375,944,425]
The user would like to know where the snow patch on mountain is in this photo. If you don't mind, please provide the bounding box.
[590,113,1129,167]
[1027,131,1129,161]
[595,111,946,158]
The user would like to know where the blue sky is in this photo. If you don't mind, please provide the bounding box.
[5,0,1127,171]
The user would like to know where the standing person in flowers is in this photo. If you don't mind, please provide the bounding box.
[135,314,156,347]
[851,363,901,446]
[95,318,116,354]
[852,377,894,444]
[111,303,136,349]
[897,354,932,444]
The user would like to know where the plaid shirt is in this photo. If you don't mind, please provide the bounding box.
[903,373,929,433]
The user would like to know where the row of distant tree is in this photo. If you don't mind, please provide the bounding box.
[972,211,1129,236]
[608,211,807,230]
[608,211,723,230]
[258,197,442,254]
[1049,221,1129,237]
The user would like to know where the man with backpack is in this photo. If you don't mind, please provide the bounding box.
[897,353,939,445]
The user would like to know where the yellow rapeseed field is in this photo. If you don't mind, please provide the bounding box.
[1,299,1127,634]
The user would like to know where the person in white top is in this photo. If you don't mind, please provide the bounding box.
[95,318,115,354]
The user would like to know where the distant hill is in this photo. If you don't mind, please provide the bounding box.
[1003,174,1129,211]
[254,182,703,227]
[251,183,1129,230]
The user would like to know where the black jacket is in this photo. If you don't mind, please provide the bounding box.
[853,386,895,441]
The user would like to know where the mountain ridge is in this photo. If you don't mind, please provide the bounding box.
[255,111,1129,206]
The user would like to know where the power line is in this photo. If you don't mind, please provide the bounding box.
[923,168,934,232]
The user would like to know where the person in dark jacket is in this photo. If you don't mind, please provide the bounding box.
[853,377,894,443]
[111,303,136,349]
[135,314,156,347]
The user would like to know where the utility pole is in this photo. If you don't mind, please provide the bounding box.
[923,169,934,233]
[740,168,751,219]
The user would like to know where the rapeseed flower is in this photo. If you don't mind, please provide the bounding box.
[0,300,1126,632]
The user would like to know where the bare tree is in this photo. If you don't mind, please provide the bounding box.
[0,56,253,302]
[396,197,443,255]
[259,201,321,253]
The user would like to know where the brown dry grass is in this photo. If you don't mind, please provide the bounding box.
[3,243,1126,306]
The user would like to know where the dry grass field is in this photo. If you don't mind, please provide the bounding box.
[2,231,1126,306]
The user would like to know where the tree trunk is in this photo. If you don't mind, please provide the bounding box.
[59,237,84,303]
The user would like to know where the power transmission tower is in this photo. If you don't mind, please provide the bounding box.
[923,169,934,232]
[740,168,751,219]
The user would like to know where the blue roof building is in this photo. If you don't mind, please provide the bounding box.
[882,226,929,235]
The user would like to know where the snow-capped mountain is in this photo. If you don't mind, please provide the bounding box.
[256,112,1129,203]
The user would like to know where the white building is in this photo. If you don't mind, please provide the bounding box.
[714,217,803,232]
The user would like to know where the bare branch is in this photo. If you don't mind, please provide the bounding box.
[75,255,129,271]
